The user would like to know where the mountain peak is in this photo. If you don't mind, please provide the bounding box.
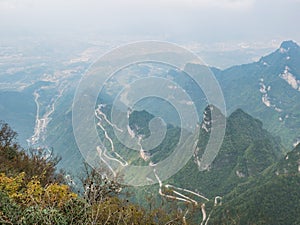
[229,108,257,123]
[258,40,300,65]
[279,40,299,51]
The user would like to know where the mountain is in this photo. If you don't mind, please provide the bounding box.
[159,40,300,151]
[170,107,283,198]
[209,144,300,225]
[211,40,300,149]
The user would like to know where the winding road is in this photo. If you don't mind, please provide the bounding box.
[153,169,222,225]
[95,106,129,176]
[94,105,223,224]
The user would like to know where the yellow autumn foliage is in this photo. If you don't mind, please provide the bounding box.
[0,172,24,198]
[0,172,77,208]
[44,183,77,207]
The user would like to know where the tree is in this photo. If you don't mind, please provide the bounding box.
[0,121,18,149]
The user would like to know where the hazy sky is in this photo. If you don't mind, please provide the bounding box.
[0,0,300,43]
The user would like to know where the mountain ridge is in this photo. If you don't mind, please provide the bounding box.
[201,40,300,149]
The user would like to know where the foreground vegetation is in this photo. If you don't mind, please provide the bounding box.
[0,121,181,224]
